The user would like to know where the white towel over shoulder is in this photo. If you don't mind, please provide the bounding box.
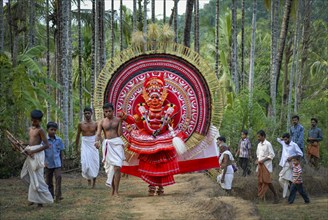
[20,145,54,204]
[81,135,100,179]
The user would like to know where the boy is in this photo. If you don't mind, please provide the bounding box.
[44,122,65,202]
[235,130,252,177]
[288,156,310,204]
[21,110,54,207]
[75,107,99,188]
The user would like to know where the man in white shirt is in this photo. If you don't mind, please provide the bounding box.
[277,133,303,198]
[256,130,279,203]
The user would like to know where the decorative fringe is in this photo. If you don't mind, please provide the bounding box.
[172,137,187,155]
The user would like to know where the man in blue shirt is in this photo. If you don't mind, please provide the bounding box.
[44,122,65,202]
[289,115,304,155]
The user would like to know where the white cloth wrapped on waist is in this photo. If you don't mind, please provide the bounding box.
[81,135,99,179]
[279,162,293,198]
[102,137,125,167]
[20,144,53,204]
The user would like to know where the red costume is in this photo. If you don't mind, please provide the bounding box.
[122,75,188,192]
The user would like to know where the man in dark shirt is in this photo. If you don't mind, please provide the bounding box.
[307,118,323,169]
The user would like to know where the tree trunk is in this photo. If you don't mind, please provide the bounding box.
[0,0,3,52]
[111,0,115,58]
[297,0,312,112]
[231,0,239,94]
[249,0,257,129]
[99,0,106,70]
[133,0,137,31]
[90,0,95,109]
[151,0,155,23]
[138,0,143,31]
[215,0,220,79]
[78,0,83,121]
[275,0,293,95]
[241,0,245,89]
[46,0,51,122]
[280,33,292,127]
[61,0,70,152]
[174,0,178,43]
[194,0,199,52]
[68,0,73,130]
[163,0,166,24]
[183,0,194,48]
[120,0,123,51]
[287,0,302,128]
[143,0,148,50]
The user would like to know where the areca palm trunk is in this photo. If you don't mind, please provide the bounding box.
[269,0,280,119]
[183,0,194,48]
[111,0,114,59]
[61,0,70,152]
[68,0,73,130]
[194,0,199,52]
[215,0,220,79]
[90,0,95,109]
[231,0,239,94]
[46,0,51,121]
[78,0,83,121]
[143,0,148,50]
[0,0,3,52]
[133,0,137,31]
[174,0,178,43]
[151,0,155,23]
[29,0,35,47]
[249,0,257,128]
[120,0,123,51]
[241,0,245,89]
[163,0,166,24]
[287,0,302,128]
[297,0,312,112]
[99,0,106,70]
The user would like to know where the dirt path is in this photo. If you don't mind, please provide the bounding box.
[97,173,259,220]
[1,171,327,219]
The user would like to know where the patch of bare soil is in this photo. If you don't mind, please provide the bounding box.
[100,173,259,220]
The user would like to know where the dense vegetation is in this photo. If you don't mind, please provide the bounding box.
[0,0,327,178]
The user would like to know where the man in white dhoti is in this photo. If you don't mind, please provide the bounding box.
[21,110,53,207]
[277,133,303,198]
[76,107,99,188]
[95,103,125,196]
[217,143,234,194]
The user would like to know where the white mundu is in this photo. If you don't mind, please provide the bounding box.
[20,145,54,204]
[102,137,125,187]
[81,135,100,180]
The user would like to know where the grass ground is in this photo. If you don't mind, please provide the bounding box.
[0,166,327,220]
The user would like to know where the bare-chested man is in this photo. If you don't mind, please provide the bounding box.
[75,107,99,188]
[95,103,125,196]
[21,110,54,207]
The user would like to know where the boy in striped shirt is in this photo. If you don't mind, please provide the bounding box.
[288,156,310,204]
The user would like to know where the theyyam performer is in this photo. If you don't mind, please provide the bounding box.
[93,43,223,196]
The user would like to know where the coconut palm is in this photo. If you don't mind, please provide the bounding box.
[183,0,193,48]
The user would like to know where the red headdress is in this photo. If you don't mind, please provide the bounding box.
[142,73,168,104]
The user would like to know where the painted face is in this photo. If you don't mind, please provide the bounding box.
[84,111,92,120]
[149,94,161,108]
[103,108,114,118]
[47,127,57,138]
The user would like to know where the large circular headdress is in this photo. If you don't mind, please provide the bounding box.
[94,43,224,151]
